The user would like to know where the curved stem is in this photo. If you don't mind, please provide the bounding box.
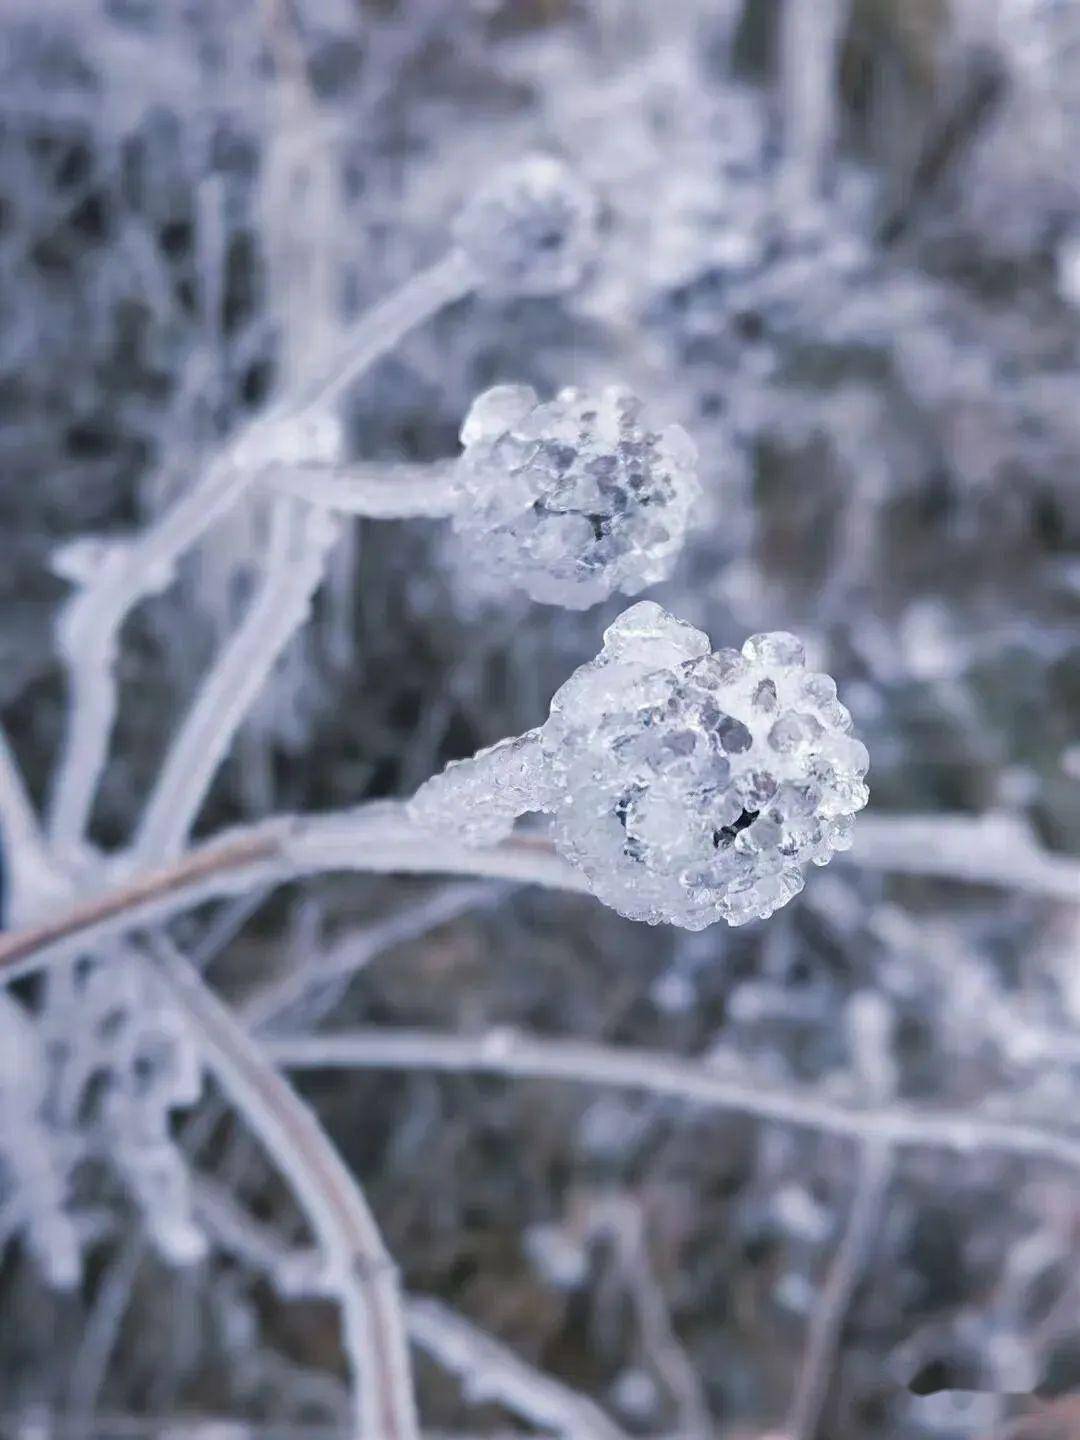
[296,250,476,414]
[0,809,1075,989]
[265,458,460,518]
[47,455,254,849]
[147,935,419,1440]
[47,251,476,852]
[266,1026,1080,1175]
[133,501,339,862]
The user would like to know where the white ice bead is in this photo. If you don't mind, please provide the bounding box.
[453,154,599,297]
[452,387,701,608]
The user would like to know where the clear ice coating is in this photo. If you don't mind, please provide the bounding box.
[452,385,701,608]
[409,602,870,928]
[453,154,600,297]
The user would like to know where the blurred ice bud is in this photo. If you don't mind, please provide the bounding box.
[232,410,345,472]
[410,601,869,929]
[453,384,700,607]
[453,154,599,296]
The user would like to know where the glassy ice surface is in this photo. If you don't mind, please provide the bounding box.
[453,386,701,608]
[412,602,870,927]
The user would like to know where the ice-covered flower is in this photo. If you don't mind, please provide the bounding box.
[410,602,869,928]
[452,385,700,608]
[453,154,599,297]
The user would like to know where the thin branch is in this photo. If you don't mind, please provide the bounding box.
[266,458,460,518]
[406,1296,630,1440]
[0,808,1074,988]
[243,881,504,1031]
[851,813,1080,902]
[145,936,419,1440]
[133,501,339,862]
[784,1142,892,1440]
[0,721,56,921]
[0,807,583,986]
[264,1026,1080,1175]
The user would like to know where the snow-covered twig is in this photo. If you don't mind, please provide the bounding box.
[133,500,340,861]
[406,1296,629,1440]
[0,807,1076,988]
[265,1026,1080,1175]
[146,936,420,1440]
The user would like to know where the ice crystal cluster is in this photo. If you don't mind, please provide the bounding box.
[453,154,599,297]
[452,385,701,608]
[411,602,869,927]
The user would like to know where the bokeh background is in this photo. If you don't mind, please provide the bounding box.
[1,1,1079,1437]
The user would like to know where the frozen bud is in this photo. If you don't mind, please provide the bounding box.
[232,410,344,472]
[453,385,700,608]
[542,605,869,927]
[410,603,869,929]
[453,155,599,297]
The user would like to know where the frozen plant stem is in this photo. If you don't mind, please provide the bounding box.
[266,457,461,518]
[784,1141,891,1440]
[145,935,419,1440]
[265,1026,1080,1175]
[0,721,55,921]
[406,1296,629,1440]
[47,252,477,853]
[0,809,1075,987]
[133,500,340,862]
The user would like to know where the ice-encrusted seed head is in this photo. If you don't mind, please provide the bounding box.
[453,385,700,608]
[540,602,869,928]
[453,155,599,297]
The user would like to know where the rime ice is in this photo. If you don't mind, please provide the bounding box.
[453,155,599,297]
[410,602,869,928]
[453,385,701,608]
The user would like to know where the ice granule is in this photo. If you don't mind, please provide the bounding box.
[410,602,870,929]
[452,385,700,608]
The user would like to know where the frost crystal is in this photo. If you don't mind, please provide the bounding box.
[452,385,700,608]
[410,602,869,928]
[453,155,599,297]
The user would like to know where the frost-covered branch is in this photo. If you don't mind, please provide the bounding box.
[265,459,460,518]
[265,1026,1080,1174]
[406,1297,629,1440]
[133,501,340,862]
[146,936,419,1440]
[0,804,1075,989]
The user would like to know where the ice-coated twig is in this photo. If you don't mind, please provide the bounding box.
[779,0,850,199]
[0,806,583,985]
[47,455,258,850]
[0,721,56,922]
[265,1026,1080,1175]
[406,1296,629,1440]
[145,935,420,1440]
[0,805,1076,989]
[783,1142,891,1440]
[133,500,340,862]
[242,881,503,1032]
[192,1191,626,1440]
[66,1235,146,1419]
[265,459,461,518]
[46,155,597,853]
[851,812,1080,902]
